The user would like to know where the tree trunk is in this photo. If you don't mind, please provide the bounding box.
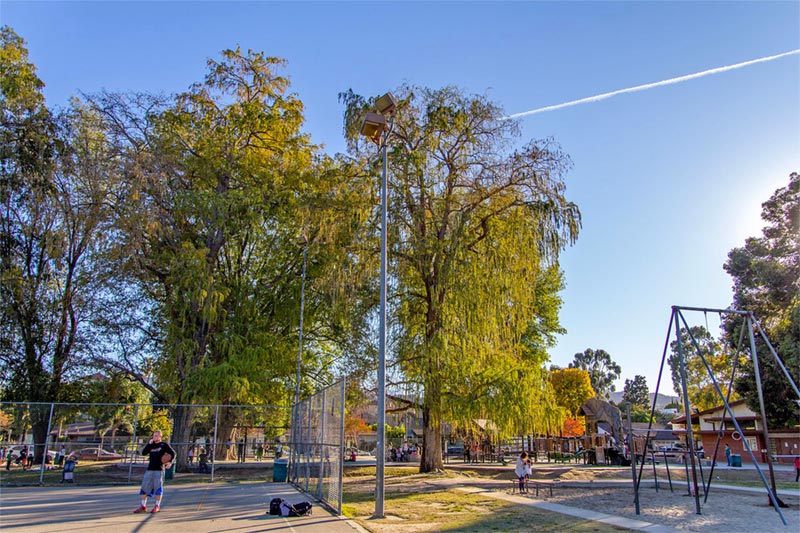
[31,417,49,465]
[420,385,443,473]
[214,408,239,460]
[171,404,195,473]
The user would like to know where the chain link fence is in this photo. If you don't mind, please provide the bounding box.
[0,402,290,486]
[289,378,345,514]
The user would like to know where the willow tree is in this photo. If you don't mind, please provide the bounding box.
[342,86,581,472]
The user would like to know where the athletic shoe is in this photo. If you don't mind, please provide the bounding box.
[150,506,160,514]
[133,505,147,514]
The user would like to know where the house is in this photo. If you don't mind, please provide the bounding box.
[671,399,799,465]
[629,422,680,450]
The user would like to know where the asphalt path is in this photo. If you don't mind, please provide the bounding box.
[0,481,360,533]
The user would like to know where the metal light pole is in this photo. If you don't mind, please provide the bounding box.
[359,92,396,519]
[375,124,389,518]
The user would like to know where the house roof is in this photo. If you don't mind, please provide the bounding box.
[474,419,498,432]
[671,399,749,424]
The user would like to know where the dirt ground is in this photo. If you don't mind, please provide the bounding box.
[517,482,798,532]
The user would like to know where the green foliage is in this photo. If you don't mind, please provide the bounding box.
[724,172,799,429]
[343,85,581,471]
[1,27,116,465]
[549,367,595,417]
[627,404,654,424]
[668,325,739,411]
[622,375,650,409]
[568,348,621,399]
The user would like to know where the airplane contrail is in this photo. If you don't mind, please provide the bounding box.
[504,49,800,120]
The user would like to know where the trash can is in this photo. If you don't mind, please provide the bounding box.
[165,462,176,479]
[730,454,742,467]
[273,458,288,482]
[62,459,76,483]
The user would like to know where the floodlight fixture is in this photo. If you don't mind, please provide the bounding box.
[360,112,387,145]
[375,92,397,115]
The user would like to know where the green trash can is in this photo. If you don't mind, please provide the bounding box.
[730,454,742,467]
[273,458,288,482]
[165,462,176,479]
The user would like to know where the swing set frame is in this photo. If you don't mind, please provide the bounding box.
[630,305,799,526]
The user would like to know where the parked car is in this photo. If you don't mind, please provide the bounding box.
[446,446,464,456]
[68,447,123,461]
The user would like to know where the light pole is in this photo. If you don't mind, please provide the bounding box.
[360,92,396,519]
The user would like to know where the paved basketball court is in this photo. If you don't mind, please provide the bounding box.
[0,481,360,532]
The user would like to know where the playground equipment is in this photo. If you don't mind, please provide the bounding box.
[631,306,798,527]
[580,397,625,464]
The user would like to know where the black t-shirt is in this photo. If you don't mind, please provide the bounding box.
[141,441,177,471]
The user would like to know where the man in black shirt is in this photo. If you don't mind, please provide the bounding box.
[134,430,176,514]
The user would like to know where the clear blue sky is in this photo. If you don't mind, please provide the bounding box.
[4,1,798,397]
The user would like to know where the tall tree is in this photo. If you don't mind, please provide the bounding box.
[622,375,650,409]
[724,172,799,429]
[0,27,114,460]
[91,48,372,469]
[568,348,621,399]
[549,367,595,417]
[342,86,581,472]
[668,325,738,412]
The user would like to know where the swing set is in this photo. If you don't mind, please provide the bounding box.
[629,305,799,527]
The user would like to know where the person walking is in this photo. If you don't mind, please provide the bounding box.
[515,452,529,494]
[188,446,195,465]
[237,438,245,463]
[134,430,176,514]
[794,455,799,482]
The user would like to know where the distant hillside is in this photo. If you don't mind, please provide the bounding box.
[608,391,680,409]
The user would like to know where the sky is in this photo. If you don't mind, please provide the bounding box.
[3,1,798,398]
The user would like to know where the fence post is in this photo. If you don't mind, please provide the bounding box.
[39,403,55,484]
[305,399,312,492]
[211,404,220,483]
[316,388,326,498]
[289,402,297,482]
[128,403,139,483]
[338,379,345,514]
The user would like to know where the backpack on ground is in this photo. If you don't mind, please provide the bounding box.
[289,501,313,516]
[269,497,284,516]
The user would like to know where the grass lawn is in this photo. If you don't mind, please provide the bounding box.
[343,486,629,532]
[342,466,630,532]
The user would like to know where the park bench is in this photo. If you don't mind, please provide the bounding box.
[510,478,560,497]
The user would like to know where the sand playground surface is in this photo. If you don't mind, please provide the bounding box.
[448,464,800,533]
